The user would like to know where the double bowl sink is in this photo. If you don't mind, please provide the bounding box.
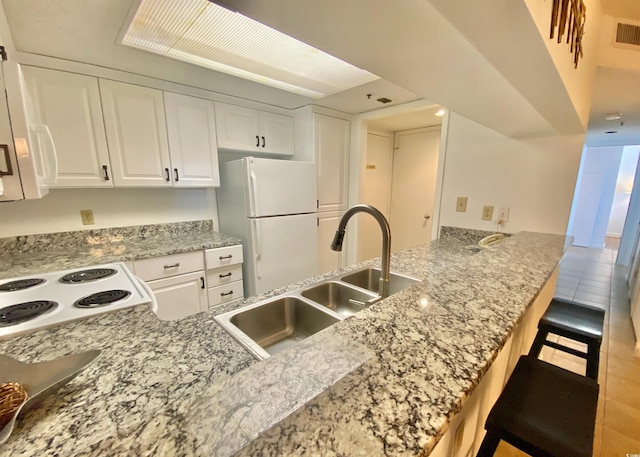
[215,267,419,360]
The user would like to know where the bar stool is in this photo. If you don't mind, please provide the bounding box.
[476,355,599,457]
[528,297,605,380]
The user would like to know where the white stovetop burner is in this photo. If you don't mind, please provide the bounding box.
[0,262,154,339]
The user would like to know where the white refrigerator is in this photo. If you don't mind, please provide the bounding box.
[217,157,318,297]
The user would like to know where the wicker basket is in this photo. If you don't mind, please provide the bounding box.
[0,383,28,429]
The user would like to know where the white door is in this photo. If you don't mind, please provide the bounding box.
[315,114,349,212]
[318,211,346,274]
[23,67,112,188]
[164,92,219,187]
[215,102,259,151]
[390,127,440,252]
[147,271,207,321]
[359,132,393,261]
[244,157,317,217]
[259,111,294,155]
[246,213,318,295]
[100,80,172,187]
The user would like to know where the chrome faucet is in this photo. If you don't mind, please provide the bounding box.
[330,204,391,299]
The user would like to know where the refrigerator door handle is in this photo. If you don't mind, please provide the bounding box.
[252,218,262,279]
[248,167,260,217]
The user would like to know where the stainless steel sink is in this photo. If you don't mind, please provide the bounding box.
[301,281,377,317]
[215,268,420,360]
[216,296,340,360]
[341,268,419,295]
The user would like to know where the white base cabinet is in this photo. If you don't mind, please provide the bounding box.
[133,251,207,321]
[205,245,244,310]
[147,271,207,321]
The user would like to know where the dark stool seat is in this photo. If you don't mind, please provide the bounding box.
[528,297,605,380]
[476,355,599,457]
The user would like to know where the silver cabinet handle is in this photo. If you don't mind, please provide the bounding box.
[163,263,180,269]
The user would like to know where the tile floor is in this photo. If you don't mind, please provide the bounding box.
[494,245,640,457]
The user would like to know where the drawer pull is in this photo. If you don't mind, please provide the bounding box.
[219,255,233,260]
[200,277,205,289]
[219,272,233,278]
[221,291,234,297]
[163,263,180,269]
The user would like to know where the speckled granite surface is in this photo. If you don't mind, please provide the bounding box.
[0,220,241,279]
[439,226,510,244]
[0,231,570,456]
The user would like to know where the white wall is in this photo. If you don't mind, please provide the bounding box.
[607,146,640,237]
[439,112,583,235]
[0,188,218,237]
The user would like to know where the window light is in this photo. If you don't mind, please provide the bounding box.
[119,0,379,98]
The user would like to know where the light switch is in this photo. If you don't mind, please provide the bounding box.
[456,197,468,212]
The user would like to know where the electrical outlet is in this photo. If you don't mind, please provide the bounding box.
[482,205,493,221]
[80,209,95,225]
[498,207,510,223]
[456,197,468,212]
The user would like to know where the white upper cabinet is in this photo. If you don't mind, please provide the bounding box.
[99,80,172,187]
[22,66,112,188]
[315,113,349,212]
[215,102,294,156]
[163,92,220,187]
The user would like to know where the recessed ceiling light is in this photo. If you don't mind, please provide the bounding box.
[435,109,446,117]
[119,0,379,98]
[605,113,622,121]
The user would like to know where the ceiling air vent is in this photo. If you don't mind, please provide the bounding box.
[613,21,640,50]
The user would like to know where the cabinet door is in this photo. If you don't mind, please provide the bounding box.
[214,102,259,151]
[317,211,346,275]
[23,67,112,187]
[259,111,294,156]
[100,80,172,187]
[315,114,349,212]
[164,92,219,187]
[147,271,207,321]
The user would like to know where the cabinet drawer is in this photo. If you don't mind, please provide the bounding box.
[206,264,243,288]
[205,245,243,269]
[134,251,204,281]
[208,281,244,307]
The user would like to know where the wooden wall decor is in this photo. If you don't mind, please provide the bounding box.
[550,0,586,68]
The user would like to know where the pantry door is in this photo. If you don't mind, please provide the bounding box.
[390,126,441,252]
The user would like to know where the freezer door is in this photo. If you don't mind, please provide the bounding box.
[244,157,317,217]
[246,213,318,296]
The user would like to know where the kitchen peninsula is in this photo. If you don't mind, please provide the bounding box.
[0,230,569,456]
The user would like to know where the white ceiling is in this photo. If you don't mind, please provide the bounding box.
[368,106,444,132]
[3,0,640,138]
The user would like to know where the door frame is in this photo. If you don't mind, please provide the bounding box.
[347,100,449,265]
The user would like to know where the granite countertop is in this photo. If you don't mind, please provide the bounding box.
[0,221,241,279]
[0,231,570,456]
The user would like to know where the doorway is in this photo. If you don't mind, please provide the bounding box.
[568,145,640,253]
[358,122,442,261]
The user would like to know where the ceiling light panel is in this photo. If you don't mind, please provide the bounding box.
[120,0,379,98]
